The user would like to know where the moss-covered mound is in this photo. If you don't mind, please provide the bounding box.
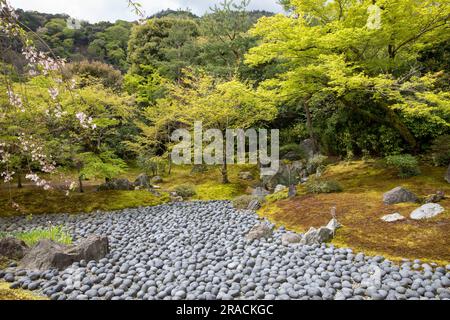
[258,160,450,264]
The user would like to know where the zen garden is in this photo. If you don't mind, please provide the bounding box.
[0,0,449,302]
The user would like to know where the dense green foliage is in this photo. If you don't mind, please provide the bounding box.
[385,154,421,178]
[1,0,449,197]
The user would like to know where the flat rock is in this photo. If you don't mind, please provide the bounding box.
[381,213,405,222]
[383,187,418,205]
[410,203,445,220]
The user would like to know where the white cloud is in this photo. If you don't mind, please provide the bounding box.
[9,0,284,23]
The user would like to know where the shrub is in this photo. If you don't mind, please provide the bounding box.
[385,154,421,178]
[305,179,343,194]
[65,60,123,90]
[279,123,308,145]
[0,225,72,247]
[430,135,450,166]
[265,189,289,203]
[173,185,196,198]
[137,155,166,176]
[306,154,328,174]
[279,144,306,160]
[232,195,261,209]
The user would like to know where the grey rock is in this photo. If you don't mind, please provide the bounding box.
[281,233,302,246]
[97,178,134,191]
[383,187,418,205]
[134,173,151,189]
[245,223,273,241]
[300,227,333,245]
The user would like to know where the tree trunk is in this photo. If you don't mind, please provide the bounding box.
[221,146,229,184]
[78,175,84,193]
[303,101,318,153]
[384,107,417,152]
[17,171,22,189]
[168,153,172,175]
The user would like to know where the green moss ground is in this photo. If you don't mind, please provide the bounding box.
[0,281,47,300]
[258,160,450,265]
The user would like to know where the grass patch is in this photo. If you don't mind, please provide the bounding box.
[0,225,72,246]
[258,160,450,264]
[0,187,169,217]
[0,164,256,217]
[0,282,47,300]
[159,164,256,201]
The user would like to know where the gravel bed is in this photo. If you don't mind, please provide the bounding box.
[0,201,449,300]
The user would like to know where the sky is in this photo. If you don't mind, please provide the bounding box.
[10,0,285,23]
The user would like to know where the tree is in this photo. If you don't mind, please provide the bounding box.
[132,69,277,183]
[198,0,258,79]
[246,0,450,156]
[127,17,199,79]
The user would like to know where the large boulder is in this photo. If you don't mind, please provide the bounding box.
[261,160,306,190]
[281,233,302,245]
[381,213,405,222]
[245,223,273,241]
[383,187,418,205]
[98,178,134,191]
[445,164,450,183]
[299,139,316,159]
[0,237,29,260]
[20,235,109,270]
[134,173,151,189]
[410,203,445,220]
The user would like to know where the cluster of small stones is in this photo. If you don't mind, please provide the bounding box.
[0,201,449,300]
